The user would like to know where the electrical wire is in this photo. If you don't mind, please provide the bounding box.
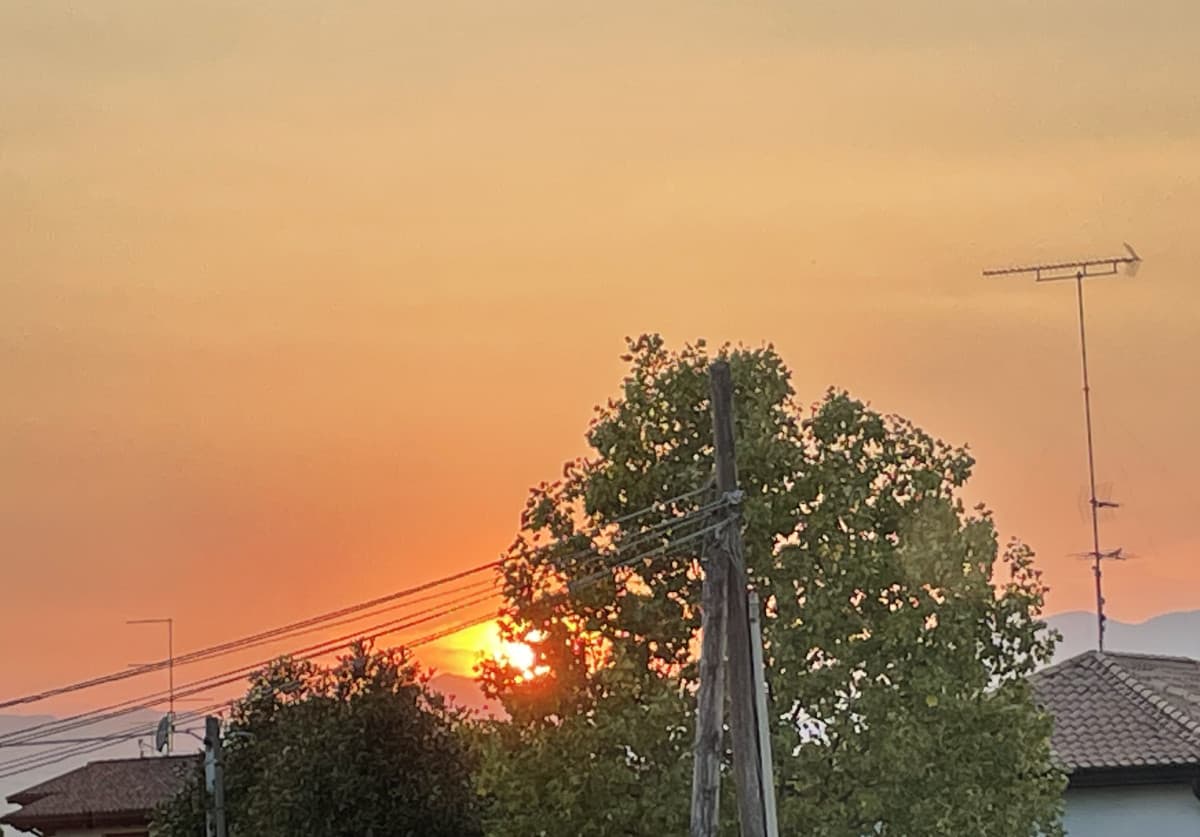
[0,523,715,781]
[1,498,713,712]
[0,586,505,747]
[2,503,722,750]
[0,561,507,711]
[0,490,725,779]
[0,702,225,778]
[1,493,723,723]
[0,704,225,777]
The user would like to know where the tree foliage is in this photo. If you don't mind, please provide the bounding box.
[479,335,1064,836]
[476,650,701,837]
[155,643,484,837]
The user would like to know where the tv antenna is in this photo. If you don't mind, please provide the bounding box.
[128,617,175,753]
[154,715,172,754]
[983,243,1142,653]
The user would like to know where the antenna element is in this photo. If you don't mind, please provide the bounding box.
[982,245,1142,652]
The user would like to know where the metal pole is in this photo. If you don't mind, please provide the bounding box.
[1074,273,1106,652]
[168,618,175,754]
[127,617,175,752]
[205,716,228,837]
[983,245,1140,655]
[205,718,216,837]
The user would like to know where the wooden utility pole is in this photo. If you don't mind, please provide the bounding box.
[709,361,768,837]
[691,360,778,837]
[690,412,730,835]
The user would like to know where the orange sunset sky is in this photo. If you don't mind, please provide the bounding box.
[2,1,1198,713]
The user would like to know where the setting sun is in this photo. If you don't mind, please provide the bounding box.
[495,629,550,681]
[499,642,536,676]
[419,621,550,681]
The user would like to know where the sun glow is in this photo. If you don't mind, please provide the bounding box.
[500,641,536,674]
[495,630,550,681]
[422,621,551,681]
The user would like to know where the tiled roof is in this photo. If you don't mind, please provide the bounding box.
[1031,651,1200,772]
[1107,652,1200,727]
[2,754,198,827]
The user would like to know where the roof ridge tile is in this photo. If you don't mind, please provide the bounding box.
[1096,653,1200,751]
[1102,651,1200,665]
[1029,649,1102,683]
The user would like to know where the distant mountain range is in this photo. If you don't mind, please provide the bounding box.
[1046,609,1200,662]
[429,673,500,717]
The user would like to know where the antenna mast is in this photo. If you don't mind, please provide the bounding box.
[128,617,175,753]
[983,244,1141,653]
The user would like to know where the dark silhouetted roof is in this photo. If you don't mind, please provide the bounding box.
[1031,651,1200,772]
[2,754,197,829]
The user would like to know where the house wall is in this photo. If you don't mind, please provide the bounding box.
[1064,783,1200,836]
[48,828,147,837]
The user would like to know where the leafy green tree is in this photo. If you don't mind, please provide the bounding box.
[475,650,700,837]
[479,335,1063,836]
[155,643,484,837]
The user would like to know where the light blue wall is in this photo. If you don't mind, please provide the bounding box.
[1064,783,1200,836]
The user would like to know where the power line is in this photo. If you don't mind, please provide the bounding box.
[5,504,722,750]
[0,523,714,782]
[2,514,716,755]
[1,492,718,713]
[564,521,721,594]
[605,482,713,527]
[0,586,505,747]
[0,561,505,711]
[3,495,723,725]
[0,698,228,775]
[152,576,503,666]
[0,702,224,778]
[0,608,511,779]
[0,696,228,773]
[0,583,501,744]
[0,729,149,774]
[0,493,722,777]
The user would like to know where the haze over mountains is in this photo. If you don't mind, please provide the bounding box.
[1046,609,1200,662]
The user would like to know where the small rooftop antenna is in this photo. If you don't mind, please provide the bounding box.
[128,618,174,753]
[154,715,172,754]
[983,243,1142,653]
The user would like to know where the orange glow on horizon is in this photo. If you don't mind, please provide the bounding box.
[2,0,1198,713]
